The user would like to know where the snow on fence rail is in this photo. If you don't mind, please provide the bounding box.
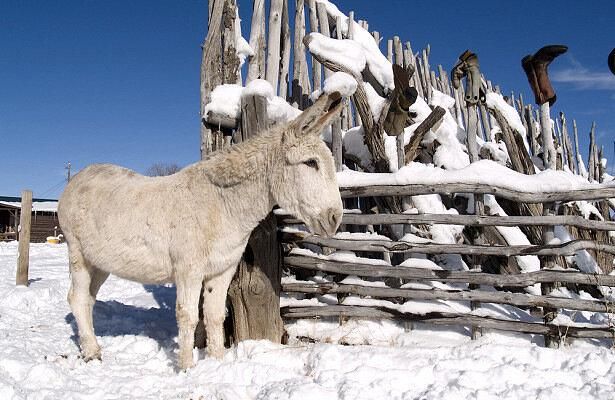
[280,182,615,346]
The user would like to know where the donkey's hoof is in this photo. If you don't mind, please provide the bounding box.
[81,342,101,362]
[82,352,101,362]
[178,358,195,371]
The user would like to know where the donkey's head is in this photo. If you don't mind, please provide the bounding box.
[272,92,344,237]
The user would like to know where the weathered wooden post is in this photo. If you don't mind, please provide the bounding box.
[16,190,32,286]
[227,93,285,344]
[200,0,225,158]
[522,44,568,348]
[392,36,406,170]
[291,0,310,108]
[278,0,291,99]
[572,119,582,174]
[266,0,284,94]
[315,1,342,172]
[588,122,597,182]
[246,0,266,82]
[307,0,321,91]
[451,49,484,340]
[559,112,576,173]
[196,0,284,348]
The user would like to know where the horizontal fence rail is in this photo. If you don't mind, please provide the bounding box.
[282,282,612,313]
[339,183,615,203]
[283,232,615,257]
[281,305,615,339]
[285,255,615,287]
[281,213,615,231]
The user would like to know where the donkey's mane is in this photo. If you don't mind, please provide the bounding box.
[196,126,284,188]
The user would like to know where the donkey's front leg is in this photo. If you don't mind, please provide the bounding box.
[202,266,237,359]
[175,274,202,370]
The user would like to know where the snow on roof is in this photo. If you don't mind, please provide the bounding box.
[0,201,58,213]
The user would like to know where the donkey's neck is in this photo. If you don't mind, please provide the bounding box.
[190,132,280,234]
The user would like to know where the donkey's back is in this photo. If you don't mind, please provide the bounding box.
[58,163,198,284]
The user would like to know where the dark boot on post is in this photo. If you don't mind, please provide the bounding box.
[608,48,615,75]
[521,55,540,104]
[522,45,568,105]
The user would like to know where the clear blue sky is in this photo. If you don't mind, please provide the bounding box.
[1,0,614,198]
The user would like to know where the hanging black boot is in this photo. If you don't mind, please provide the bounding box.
[522,45,568,105]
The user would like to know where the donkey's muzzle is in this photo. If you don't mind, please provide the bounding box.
[322,207,342,237]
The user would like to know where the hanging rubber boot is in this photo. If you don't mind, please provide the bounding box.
[608,48,615,75]
[384,64,418,135]
[451,50,484,105]
[522,45,568,105]
[451,56,465,90]
[462,50,484,105]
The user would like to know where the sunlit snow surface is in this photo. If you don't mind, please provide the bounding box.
[1,242,614,399]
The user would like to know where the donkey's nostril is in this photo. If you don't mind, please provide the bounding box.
[328,208,341,228]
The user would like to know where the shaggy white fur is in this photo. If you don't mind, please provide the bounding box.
[58,92,344,370]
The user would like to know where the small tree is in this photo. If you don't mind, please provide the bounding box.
[145,163,182,177]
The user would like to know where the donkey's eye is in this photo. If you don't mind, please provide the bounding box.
[303,159,319,170]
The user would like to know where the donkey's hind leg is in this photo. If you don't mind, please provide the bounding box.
[67,246,105,361]
[202,266,237,359]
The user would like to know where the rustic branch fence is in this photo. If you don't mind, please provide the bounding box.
[280,183,615,346]
[200,0,615,348]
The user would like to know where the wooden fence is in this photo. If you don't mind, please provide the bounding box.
[200,0,615,347]
[280,183,615,346]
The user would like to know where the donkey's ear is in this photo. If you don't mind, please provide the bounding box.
[290,91,344,138]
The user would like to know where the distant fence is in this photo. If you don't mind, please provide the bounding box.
[0,232,16,241]
[280,182,615,346]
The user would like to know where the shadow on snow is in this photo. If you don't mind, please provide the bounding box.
[65,284,178,352]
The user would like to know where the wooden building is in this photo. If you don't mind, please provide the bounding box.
[0,196,61,243]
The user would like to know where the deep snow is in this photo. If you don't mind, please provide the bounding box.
[1,242,614,399]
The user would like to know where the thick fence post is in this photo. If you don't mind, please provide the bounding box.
[468,105,483,340]
[227,94,285,345]
[541,202,560,348]
[16,190,32,286]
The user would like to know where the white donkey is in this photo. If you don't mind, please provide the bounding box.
[58,92,344,369]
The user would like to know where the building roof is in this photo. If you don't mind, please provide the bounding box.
[0,196,58,213]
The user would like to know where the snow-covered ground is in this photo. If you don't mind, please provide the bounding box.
[1,242,614,399]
